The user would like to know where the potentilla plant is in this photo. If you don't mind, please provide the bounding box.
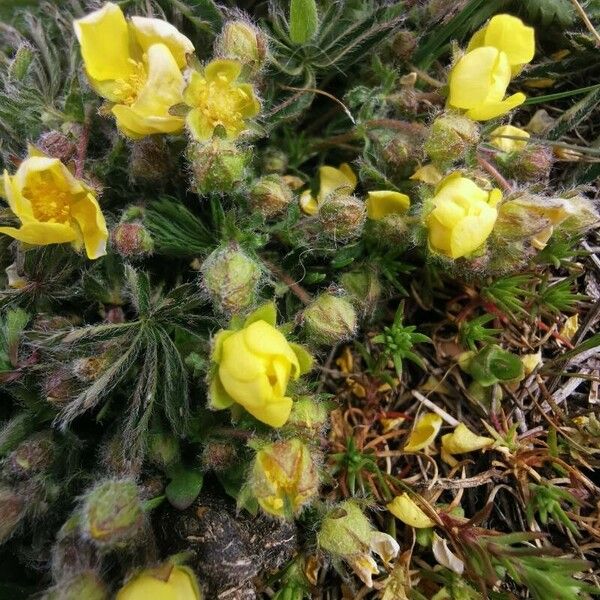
[0,0,598,598]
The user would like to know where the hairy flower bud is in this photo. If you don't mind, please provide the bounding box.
[81,479,144,548]
[249,175,293,217]
[303,293,357,346]
[318,501,399,587]
[5,432,55,479]
[43,370,74,407]
[201,243,261,314]
[43,571,109,600]
[201,440,237,472]
[249,438,319,519]
[111,222,154,258]
[148,432,180,471]
[0,484,26,543]
[496,145,553,182]
[216,20,267,76]
[36,131,77,163]
[318,194,366,241]
[129,136,172,184]
[262,148,288,174]
[287,396,328,431]
[189,139,248,194]
[339,269,382,315]
[425,113,480,166]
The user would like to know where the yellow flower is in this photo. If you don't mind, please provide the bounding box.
[490,125,530,152]
[467,14,535,76]
[183,59,260,141]
[250,438,319,518]
[387,493,436,528]
[404,412,443,452]
[0,149,107,259]
[426,173,502,259]
[209,303,313,427]
[448,47,526,121]
[74,2,194,137]
[116,564,201,600]
[299,163,357,216]
[441,423,494,463]
[366,191,410,220]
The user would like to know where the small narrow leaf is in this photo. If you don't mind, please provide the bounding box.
[289,0,318,44]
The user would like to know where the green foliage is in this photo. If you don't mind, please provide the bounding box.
[536,278,586,315]
[459,314,501,351]
[515,0,575,27]
[0,308,29,371]
[165,463,204,510]
[526,482,580,536]
[481,275,533,317]
[535,235,582,268]
[289,0,318,44]
[465,344,524,387]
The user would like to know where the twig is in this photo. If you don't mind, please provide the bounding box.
[476,155,513,193]
[262,258,313,305]
[411,390,459,426]
[569,0,600,47]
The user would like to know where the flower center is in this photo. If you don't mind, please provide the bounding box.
[196,74,250,134]
[113,59,147,105]
[23,173,72,224]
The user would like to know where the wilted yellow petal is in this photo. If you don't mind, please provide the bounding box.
[404,413,443,452]
[410,164,443,185]
[560,314,579,341]
[299,190,319,215]
[366,190,410,220]
[521,351,542,376]
[441,423,494,455]
[490,125,530,153]
[387,493,435,528]
[318,164,356,202]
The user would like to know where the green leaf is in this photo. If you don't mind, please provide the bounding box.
[165,464,204,510]
[289,342,314,375]
[289,0,318,44]
[244,302,278,327]
[63,74,85,122]
[468,345,524,387]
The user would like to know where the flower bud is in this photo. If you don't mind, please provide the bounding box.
[249,438,319,519]
[318,501,399,587]
[249,175,293,218]
[287,396,328,431]
[201,440,237,472]
[318,194,366,241]
[391,30,417,62]
[116,564,201,600]
[147,432,180,471]
[43,571,109,600]
[216,20,268,76]
[0,483,26,543]
[5,432,55,479]
[201,243,261,314]
[303,293,357,346]
[111,222,154,259]
[262,148,288,174]
[43,370,74,407]
[81,479,144,548]
[129,136,172,184]
[424,113,480,166]
[339,269,382,315]
[496,145,553,182]
[188,139,249,194]
[36,131,77,163]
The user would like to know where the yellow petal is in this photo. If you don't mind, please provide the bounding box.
[74,2,135,84]
[347,554,379,588]
[521,352,542,376]
[387,493,436,528]
[449,206,498,258]
[318,165,356,202]
[167,566,201,600]
[0,222,77,246]
[559,314,579,341]
[69,192,108,259]
[299,190,319,215]
[366,190,410,220]
[465,92,526,121]
[112,43,185,137]
[129,16,194,69]
[116,565,200,600]
[404,413,443,452]
[489,125,530,152]
[236,83,261,118]
[220,329,265,381]
[210,329,235,363]
[441,423,494,455]
[204,58,242,83]
[246,396,294,428]
[208,376,235,409]
[185,108,216,141]
[410,164,442,185]
[479,14,535,68]
[243,321,300,374]
[338,163,358,188]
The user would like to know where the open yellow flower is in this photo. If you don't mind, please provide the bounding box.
[426,173,502,259]
[404,412,443,452]
[250,438,318,518]
[366,191,411,220]
[299,163,357,216]
[0,150,107,259]
[183,59,260,141]
[116,564,201,600]
[467,14,535,76]
[74,2,194,137]
[209,303,313,427]
[387,493,436,528]
[490,124,530,153]
[448,47,526,121]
